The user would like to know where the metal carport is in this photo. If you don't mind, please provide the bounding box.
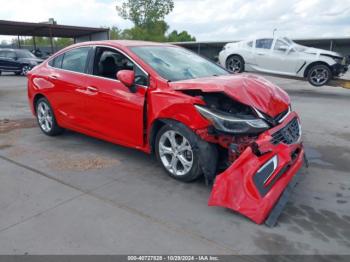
[0,19,109,53]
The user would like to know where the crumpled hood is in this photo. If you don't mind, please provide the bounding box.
[298,45,342,58]
[169,74,290,117]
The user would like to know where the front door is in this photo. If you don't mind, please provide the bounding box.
[84,46,148,148]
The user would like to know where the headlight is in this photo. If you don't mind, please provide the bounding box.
[195,105,269,134]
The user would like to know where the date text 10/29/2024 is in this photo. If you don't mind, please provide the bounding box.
[128,256,220,261]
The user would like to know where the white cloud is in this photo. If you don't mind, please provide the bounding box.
[0,0,350,42]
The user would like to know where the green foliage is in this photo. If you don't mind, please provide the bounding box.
[115,0,196,42]
[167,30,196,42]
[117,0,174,28]
[12,37,73,47]
[110,26,123,40]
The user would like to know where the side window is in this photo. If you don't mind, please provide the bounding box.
[255,39,273,49]
[49,54,64,68]
[274,40,288,52]
[247,41,253,48]
[61,47,91,73]
[93,47,148,86]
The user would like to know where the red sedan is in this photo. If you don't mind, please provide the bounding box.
[27,40,305,225]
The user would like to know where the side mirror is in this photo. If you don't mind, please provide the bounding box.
[277,45,289,52]
[116,70,135,91]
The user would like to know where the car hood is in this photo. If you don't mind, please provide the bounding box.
[169,74,290,117]
[297,45,342,58]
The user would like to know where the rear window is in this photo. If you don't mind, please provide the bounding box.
[49,54,64,68]
[61,47,91,73]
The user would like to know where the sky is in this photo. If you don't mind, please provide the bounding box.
[0,0,350,42]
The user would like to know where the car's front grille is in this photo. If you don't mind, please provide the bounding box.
[271,118,301,145]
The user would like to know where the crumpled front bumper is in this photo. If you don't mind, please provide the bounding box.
[208,112,304,224]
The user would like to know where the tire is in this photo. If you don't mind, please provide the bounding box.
[155,122,202,182]
[226,55,245,73]
[307,64,332,86]
[0,70,2,76]
[35,97,64,136]
[21,65,31,76]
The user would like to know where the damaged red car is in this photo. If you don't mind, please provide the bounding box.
[27,41,305,225]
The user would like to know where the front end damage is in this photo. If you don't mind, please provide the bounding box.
[171,75,305,225]
[207,112,304,225]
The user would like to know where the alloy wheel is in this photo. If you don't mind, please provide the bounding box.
[37,101,53,133]
[158,130,194,176]
[310,67,329,86]
[21,65,31,75]
[227,57,242,72]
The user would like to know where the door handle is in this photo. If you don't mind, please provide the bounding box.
[86,86,98,93]
[257,53,265,56]
[49,75,58,80]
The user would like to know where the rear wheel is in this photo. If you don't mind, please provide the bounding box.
[0,70,2,76]
[155,123,202,182]
[226,55,244,73]
[36,97,64,136]
[307,64,332,86]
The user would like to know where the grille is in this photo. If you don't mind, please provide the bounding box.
[271,118,301,145]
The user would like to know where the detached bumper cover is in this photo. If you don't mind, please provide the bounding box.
[332,63,348,76]
[208,112,304,224]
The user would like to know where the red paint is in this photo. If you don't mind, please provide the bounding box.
[117,70,135,87]
[209,112,304,224]
[27,40,304,224]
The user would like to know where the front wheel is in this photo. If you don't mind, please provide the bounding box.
[226,55,244,73]
[21,65,31,76]
[155,123,202,182]
[307,64,332,86]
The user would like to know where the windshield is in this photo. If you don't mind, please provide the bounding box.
[281,37,306,52]
[16,50,37,59]
[131,46,229,81]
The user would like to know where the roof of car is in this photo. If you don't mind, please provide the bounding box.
[74,40,174,48]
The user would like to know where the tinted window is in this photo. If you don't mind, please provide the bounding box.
[16,50,36,58]
[256,39,273,49]
[93,47,148,86]
[131,46,229,82]
[61,47,90,73]
[49,54,64,68]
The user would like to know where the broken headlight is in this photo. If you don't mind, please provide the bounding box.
[195,105,269,134]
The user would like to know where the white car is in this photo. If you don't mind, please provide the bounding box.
[218,37,349,86]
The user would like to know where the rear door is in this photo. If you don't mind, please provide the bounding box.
[83,46,148,147]
[253,38,274,72]
[47,46,93,129]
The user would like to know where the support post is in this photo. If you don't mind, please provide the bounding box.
[330,40,334,51]
[33,36,36,51]
[49,27,54,54]
[17,35,21,48]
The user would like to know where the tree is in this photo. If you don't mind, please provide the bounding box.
[117,0,174,28]
[110,26,123,40]
[116,0,195,42]
[167,30,196,42]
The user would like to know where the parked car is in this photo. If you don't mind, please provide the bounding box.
[0,48,43,76]
[219,37,349,86]
[27,40,305,225]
